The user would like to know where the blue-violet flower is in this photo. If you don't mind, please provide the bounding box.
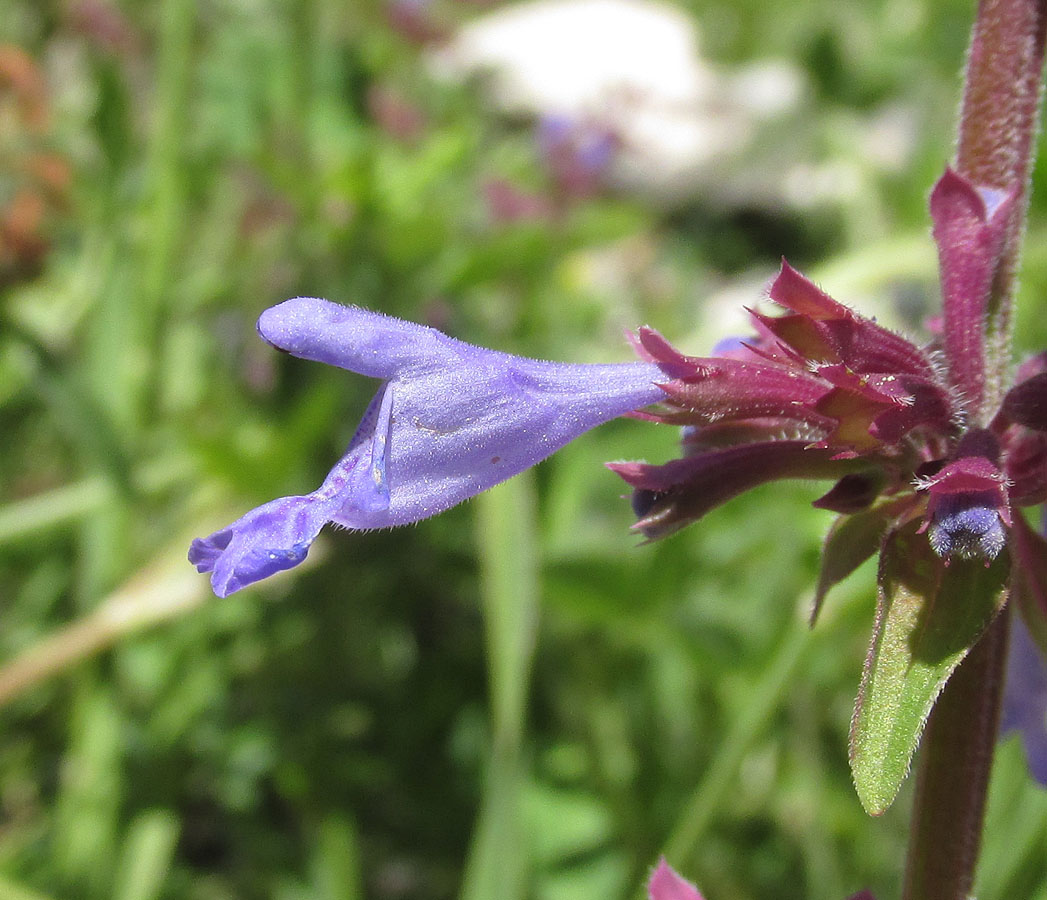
[190,298,663,597]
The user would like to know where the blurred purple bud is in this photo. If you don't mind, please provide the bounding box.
[648,858,704,900]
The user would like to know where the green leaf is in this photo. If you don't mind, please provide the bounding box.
[811,497,914,625]
[849,521,1009,815]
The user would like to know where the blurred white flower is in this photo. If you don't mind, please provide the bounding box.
[430,0,804,204]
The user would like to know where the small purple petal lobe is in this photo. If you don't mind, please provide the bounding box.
[648,858,704,900]
[189,492,339,597]
[187,528,231,569]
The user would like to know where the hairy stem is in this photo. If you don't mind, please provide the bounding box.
[957,0,1047,189]
[904,2,1047,893]
[902,607,1010,900]
[955,0,1047,418]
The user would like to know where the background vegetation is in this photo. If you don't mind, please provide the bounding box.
[2,1,1047,898]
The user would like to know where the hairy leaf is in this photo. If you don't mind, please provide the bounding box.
[849,521,1009,814]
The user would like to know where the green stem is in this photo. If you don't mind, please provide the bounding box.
[902,606,1010,900]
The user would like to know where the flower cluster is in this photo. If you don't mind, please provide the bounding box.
[612,169,1047,592]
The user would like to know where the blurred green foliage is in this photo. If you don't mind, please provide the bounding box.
[2,1,1047,899]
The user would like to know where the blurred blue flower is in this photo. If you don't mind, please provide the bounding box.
[190,298,663,596]
[537,114,619,199]
[1001,614,1047,784]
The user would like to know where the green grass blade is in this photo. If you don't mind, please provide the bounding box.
[459,473,540,900]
